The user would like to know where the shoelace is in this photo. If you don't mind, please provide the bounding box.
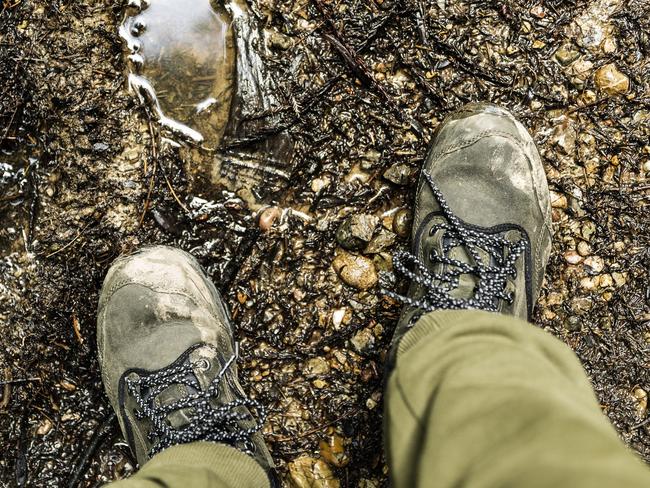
[126,344,266,458]
[385,170,528,317]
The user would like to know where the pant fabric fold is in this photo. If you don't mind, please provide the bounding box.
[384,309,650,488]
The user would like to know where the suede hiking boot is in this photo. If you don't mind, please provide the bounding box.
[387,103,553,364]
[97,245,274,479]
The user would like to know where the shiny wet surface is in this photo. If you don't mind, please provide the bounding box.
[120,0,234,146]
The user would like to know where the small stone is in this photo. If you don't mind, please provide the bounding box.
[633,387,648,418]
[599,273,613,288]
[612,272,626,287]
[532,39,546,49]
[571,297,592,315]
[288,456,340,488]
[594,64,629,96]
[383,163,411,185]
[613,241,625,252]
[93,142,110,152]
[311,176,331,193]
[581,221,597,240]
[319,435,349,467]
[564,315,582,332]
[336,215,379,250]
[312,379,327,389]
[36,419,53,436]
[580,276,600,291]
[332,252,378,290]
[564,250,583,265]
[392,208,412,238]
[550,117,576,155]
[583,255,604,274]
[554,44,579,66]
[550,191,568,208]
[577,241,591,257]
[331,308,348,330]
[350,328,375,353]
[530,4,545,18]
[364,229,396,254]
[305,357,330,376]
[259,207,281,232]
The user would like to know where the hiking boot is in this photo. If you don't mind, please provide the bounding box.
[387,103,553,364]
[97,245,274,478]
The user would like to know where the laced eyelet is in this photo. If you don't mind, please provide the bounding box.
[193,358,210,372]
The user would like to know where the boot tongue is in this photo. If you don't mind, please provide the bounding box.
[433,230,492,301]
[153,347,218,429]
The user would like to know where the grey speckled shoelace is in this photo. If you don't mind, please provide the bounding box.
[385,170,528,318]
[126,344,265,457]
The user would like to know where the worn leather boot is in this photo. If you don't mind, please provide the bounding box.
[387,103,553,366]
[97,245,274,479]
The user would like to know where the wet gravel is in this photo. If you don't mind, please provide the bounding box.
[1,0,649,486]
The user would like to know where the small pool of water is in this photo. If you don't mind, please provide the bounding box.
[119,0,235,146]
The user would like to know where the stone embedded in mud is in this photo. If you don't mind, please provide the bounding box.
[350,328,375,354]
[319,434,349,467]
[364,228,396,254]
[583,255,605,274]
[392,208,412,238]
[554,44,579,66]
[383,163,411,185]
[288,456,340,488]
[332,251,378,290]
[336,214,379,250]
[259,206,282,232]
[594,64,629,96]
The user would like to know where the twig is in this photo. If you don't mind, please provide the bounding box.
[45,223,92,258]
[66,412,117,488]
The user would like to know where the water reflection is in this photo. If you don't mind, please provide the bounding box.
[120,0,295,203]
[119,0,234,145]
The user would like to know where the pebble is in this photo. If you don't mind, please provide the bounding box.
[259,207,281,232]
[35,419,53,436]
[336,214,379,250]
[612,272,626,287]
[305,357,330,376]
[571,297,593,315]
[392,208,412,238]
[554,44,579,66]
[350,328,375,354]
[319,434,349,467]
[331,308,348,330]
[580,276,600,291]
[581,221,597,240]
[564,315,582,332]
[550,117,576,155]
[383,163,411,185]
[364,229,396,254]
[594,64,629,96]
[583,255,604,274]
[577,241,591,257]
[599,273,613,288]
[564,250,583,265]
[550,191,568,209]
[633,387,648,417]
[288,456,340,488]
[332,252,378,290]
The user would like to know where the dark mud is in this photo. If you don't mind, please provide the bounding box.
[1,0,649,486]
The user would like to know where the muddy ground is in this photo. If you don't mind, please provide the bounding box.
[1,0,649,486]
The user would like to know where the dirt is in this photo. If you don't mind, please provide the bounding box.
[1,0,649,486]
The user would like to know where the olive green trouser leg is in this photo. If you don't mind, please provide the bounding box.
[385,309,650,488]
[109,442,269,488]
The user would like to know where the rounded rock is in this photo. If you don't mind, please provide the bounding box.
[332,252,378,290]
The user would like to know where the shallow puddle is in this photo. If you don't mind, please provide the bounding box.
[120,0,235,145]
[120,0,295,204]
